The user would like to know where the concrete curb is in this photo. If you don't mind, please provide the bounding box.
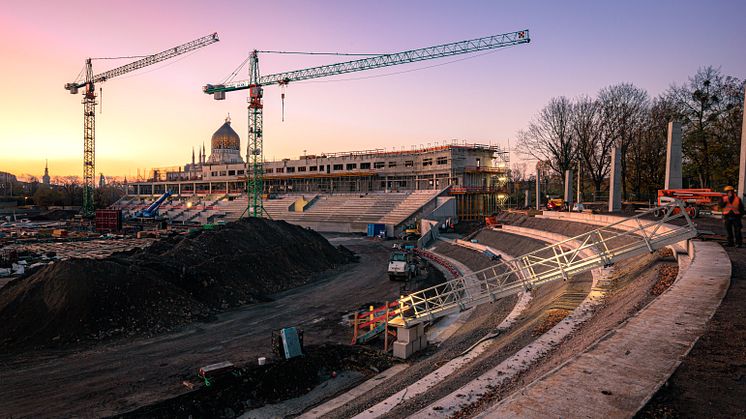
[475,217,729,418]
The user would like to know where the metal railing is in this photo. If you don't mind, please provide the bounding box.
[391,201,697,327]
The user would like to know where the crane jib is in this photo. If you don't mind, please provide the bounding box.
[203,29,529,94]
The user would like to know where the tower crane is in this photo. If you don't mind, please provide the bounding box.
[66,33,219,217]
[203,29,530,218]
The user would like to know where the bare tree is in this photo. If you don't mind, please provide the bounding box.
[626,97,676,199]
[509,162,528,183]
[55,176,82,206]
[516,96,577,176]
[668,67,743,187]
[571,95,610,197]
[597,83,649,199]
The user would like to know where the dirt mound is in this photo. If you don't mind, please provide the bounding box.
[121,344,395,418]
[0,219,353,350]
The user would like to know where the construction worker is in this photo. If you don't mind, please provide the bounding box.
[721,186,744,247]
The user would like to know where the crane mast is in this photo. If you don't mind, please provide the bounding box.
[66,33,219,217]
[204,30,530,218]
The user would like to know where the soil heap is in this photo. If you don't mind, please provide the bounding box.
[0,218,353,350]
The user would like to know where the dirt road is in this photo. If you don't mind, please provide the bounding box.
[638,221,746,418]
[0,237,399,418]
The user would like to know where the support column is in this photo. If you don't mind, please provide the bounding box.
[738,89,746,199]
[576,160,581,204]
[665,121,683,189]
[524,189,529,208]
[535,163,542,211]
[609,147,622,212]
[564,169,574,209]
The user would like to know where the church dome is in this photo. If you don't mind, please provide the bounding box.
[211,116,240,151]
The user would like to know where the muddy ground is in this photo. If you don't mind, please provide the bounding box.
[0,236,404,418]
[120,344,396,418]
[0,219,353,351]
[637,217,746,418]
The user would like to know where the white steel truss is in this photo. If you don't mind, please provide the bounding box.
[391,201,697,327]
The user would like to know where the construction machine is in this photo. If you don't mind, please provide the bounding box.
[399,223,421,241]
[546,197,565,211]
[134,191,172,218]
[655,188,725,218]
[388,251,419,281]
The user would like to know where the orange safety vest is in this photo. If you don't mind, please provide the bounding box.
[723,196,742,215]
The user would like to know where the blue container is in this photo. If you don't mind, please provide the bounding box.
[367,223,385,237]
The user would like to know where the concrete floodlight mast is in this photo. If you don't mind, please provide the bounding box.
[65,33,220,217]
[203,30,531,218]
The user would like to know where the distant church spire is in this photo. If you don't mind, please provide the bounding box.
[192,146,195,166]
[42,159,50,186]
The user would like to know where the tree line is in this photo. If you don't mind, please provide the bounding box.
[516,66,744,201]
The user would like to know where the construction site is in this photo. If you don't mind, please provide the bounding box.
[1,13,745,419]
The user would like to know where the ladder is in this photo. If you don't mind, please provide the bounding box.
[390,201,697,327]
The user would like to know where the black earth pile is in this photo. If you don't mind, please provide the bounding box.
[0,219,354,350]
[120,344,395,419]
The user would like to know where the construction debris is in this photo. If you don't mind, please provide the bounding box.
[123,344,395,418]
[533,309,572,336]
[651,265,679,296]
[0,218,354,350]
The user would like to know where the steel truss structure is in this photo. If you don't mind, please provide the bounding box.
[391,201,697,327]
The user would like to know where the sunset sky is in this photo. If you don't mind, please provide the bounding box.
[1,0,744,179]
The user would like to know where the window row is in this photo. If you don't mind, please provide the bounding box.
[210,170,245,176]
[264,158,449,174]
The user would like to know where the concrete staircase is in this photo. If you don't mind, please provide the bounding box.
[378,190,441,227]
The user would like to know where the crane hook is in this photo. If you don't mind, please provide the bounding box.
[280,85,286,122]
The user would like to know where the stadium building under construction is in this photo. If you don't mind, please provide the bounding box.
[123,117,511,229]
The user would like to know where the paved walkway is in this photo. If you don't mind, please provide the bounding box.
[478,240,730,418]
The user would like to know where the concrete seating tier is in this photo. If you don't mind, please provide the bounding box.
[378,190,440,226]
[119,191,441,232]
[209,191,440,232]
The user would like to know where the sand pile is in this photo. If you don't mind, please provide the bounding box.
[0,218,353,350]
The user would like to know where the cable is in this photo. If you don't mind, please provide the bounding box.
[256,50,385,56]
[222,55,251,84]
[299,45,517,84]
[74,66,86,84]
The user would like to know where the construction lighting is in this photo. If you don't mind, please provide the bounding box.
[186,202,193,209]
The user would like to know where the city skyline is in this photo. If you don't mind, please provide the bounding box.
[1,0,744,178]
